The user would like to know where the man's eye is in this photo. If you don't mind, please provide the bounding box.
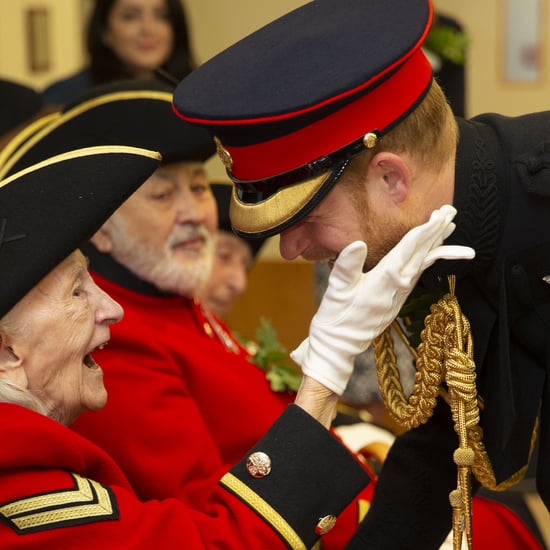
[217,252,232,262]
[191,184,208,194]
[152,190,174,201]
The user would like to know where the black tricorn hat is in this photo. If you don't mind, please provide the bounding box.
[0,79,215,179]
[211,182,266,258]
[173,0,434,239]
[0,78,43,137]
[0,145,160,318]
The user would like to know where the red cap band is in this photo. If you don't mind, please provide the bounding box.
[223,49,432,181]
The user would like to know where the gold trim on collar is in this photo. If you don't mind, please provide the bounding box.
[220,472,307,550]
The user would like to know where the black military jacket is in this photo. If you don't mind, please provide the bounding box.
[347,112,550,549]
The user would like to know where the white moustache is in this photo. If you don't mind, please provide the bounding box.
[168,224,212,248]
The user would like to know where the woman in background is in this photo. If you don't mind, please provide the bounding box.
[42,0,194,106]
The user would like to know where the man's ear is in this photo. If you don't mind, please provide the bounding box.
[0,331,27,388]
[369,151,411,204]
[90,224,113,253]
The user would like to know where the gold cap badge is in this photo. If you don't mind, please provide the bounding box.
[214,136,233,171]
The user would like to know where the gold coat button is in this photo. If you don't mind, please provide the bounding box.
[315,515,337,535]
[246,452,272,478]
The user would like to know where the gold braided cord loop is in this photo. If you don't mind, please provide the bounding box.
[374,296,449,431]
[374,275,538,550]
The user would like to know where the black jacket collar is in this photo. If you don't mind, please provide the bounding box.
[81,242,173,298]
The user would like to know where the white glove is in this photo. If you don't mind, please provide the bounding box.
[290,204,475,395]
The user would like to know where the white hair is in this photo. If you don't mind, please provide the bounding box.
[0,308,48,416]
[0,379,48,415]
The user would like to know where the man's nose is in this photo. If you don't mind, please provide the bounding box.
[174,189,205,224]
[279,226,308,260]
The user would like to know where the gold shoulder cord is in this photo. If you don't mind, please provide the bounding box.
[374,275,538,550]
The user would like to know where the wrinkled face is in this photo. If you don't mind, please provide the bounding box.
[102,0,174,78]
[200,230,253,319]
[278,177,409,271]
[104,161,217,296]
[3,251,123,425]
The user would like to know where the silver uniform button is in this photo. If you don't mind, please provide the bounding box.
[542,275,550,285]
[315,515,337,535]
[246,451,272,478]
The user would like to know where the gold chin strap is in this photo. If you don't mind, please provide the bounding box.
[374,275,538,550]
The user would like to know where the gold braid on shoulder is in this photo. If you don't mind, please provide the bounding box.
[374,275,538,550]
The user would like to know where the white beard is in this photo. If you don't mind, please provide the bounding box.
[108,220,215,298]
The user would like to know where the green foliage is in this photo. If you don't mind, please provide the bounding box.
[245,317,302,393]
[424,25,469,66]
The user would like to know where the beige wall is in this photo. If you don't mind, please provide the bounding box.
[2,1,548,113]
[0,0,86,90]
[433,0,548,117]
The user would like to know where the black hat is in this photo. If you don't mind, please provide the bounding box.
[0,79,215,178]
[0,145,160,317]
[211,182,266,258]
[0,79,43,137]
[173,0,434,238]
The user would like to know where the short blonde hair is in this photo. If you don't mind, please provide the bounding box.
[346,79,458,178]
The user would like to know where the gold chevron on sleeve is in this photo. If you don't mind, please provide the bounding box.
[220,472,307,550]
[0,472,118,534]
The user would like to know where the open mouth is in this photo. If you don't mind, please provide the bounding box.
[83,343,106,370]
[83,353,99,370]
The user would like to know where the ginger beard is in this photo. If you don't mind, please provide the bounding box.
[299,176,411,272]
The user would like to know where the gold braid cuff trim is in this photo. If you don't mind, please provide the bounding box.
[220,473,307,550]
[375,275,539,550]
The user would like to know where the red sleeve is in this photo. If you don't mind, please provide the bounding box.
[72,324,227,507]
[1,407,370,549]
[0,471,289,549]
[72,275,291,506]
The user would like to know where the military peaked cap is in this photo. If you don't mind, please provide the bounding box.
[173,0,434,238]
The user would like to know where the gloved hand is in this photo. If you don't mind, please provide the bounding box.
[290,204,475,395]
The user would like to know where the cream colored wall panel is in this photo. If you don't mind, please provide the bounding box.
[0,0,85,90]
[433,0,549,116]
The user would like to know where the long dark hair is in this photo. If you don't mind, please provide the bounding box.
[86,0,196,85]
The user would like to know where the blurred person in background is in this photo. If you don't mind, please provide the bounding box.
[41,0,195,106]
[199,182,266,320]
